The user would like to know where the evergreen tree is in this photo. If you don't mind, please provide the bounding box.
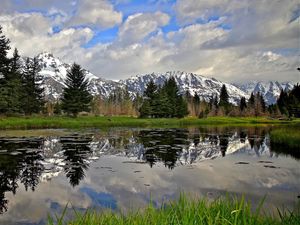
[239,97,247,112]
[163,77,178,116]
[21,57,44,115]
[61,63,92,116]
[219,84,229,107]
[0,26,10,77]
[193,93,200,116]
[139,79,158,117]
[4,49,23,114]
[248,93,255,106]
[139,77,188,118]
[287,84,300,117]
[259,94,266,112]
[277,89,289,115]
[175,96,189,118]
[0,26,11,113]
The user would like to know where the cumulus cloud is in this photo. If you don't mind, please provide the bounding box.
[0,12,93,57]
[118,11,170,45]
[67,0,122,29]
[174,0,247,24]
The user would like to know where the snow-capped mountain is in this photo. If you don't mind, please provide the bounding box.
[34,52,294,104]
[36,52,120,100]
[122,71,249,104]
[235,81,295,105]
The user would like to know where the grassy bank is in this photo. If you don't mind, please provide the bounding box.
[0,116,299,130]
[49,195,300,225]
[270,128,300,149]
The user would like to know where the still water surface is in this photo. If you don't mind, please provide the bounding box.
[0,126,299,224]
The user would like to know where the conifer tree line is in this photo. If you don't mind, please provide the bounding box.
[0,26,44,115]
[139,77,188,118]
[1,25,299,118]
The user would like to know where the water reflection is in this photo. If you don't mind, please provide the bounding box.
[0,126,298,215]
[0,138,44,213]
[61,136,92,187]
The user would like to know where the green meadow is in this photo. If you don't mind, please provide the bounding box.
[0,116,299,130]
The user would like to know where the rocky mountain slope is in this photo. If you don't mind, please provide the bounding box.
[235,81,295,105]
[34,52,294,105]
[36,52,120,100]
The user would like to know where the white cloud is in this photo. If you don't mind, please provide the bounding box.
[167,18,228,50]
[67,0,122,29]
[0,12,93,57]
[174,0,246,24]
[118,12,170,45]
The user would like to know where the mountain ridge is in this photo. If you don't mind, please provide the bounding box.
[33,52,294,105]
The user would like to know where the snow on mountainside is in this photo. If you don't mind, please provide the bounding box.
[122,71,249,105]
[36,52,120,100]
[34,53,294,105]
[235,81,295,105]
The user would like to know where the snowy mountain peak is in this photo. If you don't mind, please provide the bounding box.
[29,52,295,104]
[236,81,295,105]
[123,71,248,105]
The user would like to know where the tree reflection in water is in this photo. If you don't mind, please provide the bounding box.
[61,135,93,187]
[0,138,44,213]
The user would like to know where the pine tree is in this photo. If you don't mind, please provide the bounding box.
[287,84,300,117]
[259,94,266,113]
[248,93,255,106]
[21,57,44,115]
[163,77,178,116]
[0,26,11,113]
[4,48,23,114]
[61,63,92,116]
[193,93,200,116]
[0,26,10,77]
[219,84,230,108]
[239,97,247,112]
[175,96,189,118]
[139,79,158,117]
[140,77,188,118]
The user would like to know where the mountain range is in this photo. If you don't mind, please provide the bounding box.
[36,52,295,105]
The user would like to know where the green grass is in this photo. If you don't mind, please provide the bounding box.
[270,128,300,149]
[0,116,299,130]
[48,194,300,225]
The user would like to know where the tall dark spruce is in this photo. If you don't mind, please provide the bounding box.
[61,63,92,116]
[4,48,23,113]
[219,84,230,107]
[0,26,11,113]
[0,26,10,76]
[22,57,44,115]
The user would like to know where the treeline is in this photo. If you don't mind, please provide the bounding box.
[0,27,44,115]
[139,77,188,118]
[184,86,269,118]
[185,84,300,118]
[271,84,300,117]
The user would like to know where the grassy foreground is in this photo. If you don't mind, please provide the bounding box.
[0,116,299,130]
[48,195,300,225]
[270,128,300,149]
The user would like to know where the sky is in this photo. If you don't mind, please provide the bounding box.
[0,0,299,82]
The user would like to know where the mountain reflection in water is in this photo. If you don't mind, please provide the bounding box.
[0,126,298,216]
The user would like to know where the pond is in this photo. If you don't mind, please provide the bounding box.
[0,126,299,224]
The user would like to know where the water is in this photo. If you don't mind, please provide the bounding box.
[0,126,299,224]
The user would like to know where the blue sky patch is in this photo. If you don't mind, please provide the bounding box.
[80,187,118,209]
